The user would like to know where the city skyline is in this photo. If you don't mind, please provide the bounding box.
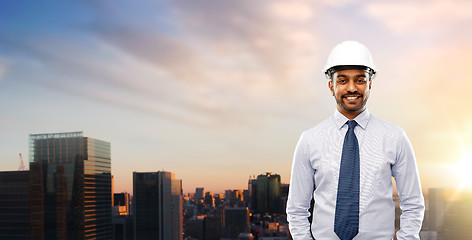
[1,0,472,194]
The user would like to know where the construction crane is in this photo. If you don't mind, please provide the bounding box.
[18,153,26,171]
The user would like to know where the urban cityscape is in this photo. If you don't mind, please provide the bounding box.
[2,1,472,240]
[0,131,471,240]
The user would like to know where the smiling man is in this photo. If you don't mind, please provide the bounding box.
[286,41,425,240]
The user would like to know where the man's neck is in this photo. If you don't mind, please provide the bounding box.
[338,108,366,120]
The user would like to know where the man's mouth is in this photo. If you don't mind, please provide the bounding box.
[343,95,361,100]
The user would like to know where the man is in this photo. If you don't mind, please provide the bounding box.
[286,41,424,240]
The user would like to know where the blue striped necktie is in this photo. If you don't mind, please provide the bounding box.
[334,120,360,240]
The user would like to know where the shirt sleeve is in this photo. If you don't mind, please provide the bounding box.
[392,130,425,240]
[286,132,315,239]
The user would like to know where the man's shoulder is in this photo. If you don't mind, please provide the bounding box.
[301,116,334,137]
[369,114,406,136]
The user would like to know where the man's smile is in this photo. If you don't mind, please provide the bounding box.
[343,95,362,102]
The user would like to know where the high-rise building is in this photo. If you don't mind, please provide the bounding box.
[255,172,282,214]
[248,178,257,211]
[0,168,44,240]
[204,191,214,207]
[428,188,445,231]
[195,188,205,201]
[133,171,183,240]
[225,190,232,205]
[203,214,221,240]
[222,207,250,239]
[441,193,472,240]
[30,131,112,240]
[112,213,133,240]
[280,183,289,215]
[114,192,130,216]
[225,189,244,207]
[184,214,221,240]
[184,218,204,239]
[242,190,249,206]
[214,194,224,208]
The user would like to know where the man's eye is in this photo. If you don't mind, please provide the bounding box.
[338,79,346,83]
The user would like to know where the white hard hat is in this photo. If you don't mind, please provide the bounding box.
[323,40,377,79]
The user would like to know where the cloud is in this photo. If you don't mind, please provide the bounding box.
[365,0,472,34]
[83,1,325,124]
[0,0,329,129]
[0,60,6,79]
[90,0,321,92]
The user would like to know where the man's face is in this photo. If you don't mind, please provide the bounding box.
[328,69,372,118]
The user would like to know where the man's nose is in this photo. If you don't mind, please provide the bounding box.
[346,80,357,93]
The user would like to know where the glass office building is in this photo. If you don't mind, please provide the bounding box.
[255,172,282,214]
[222,207,250,239]
[0,169,44,240]
[30,131,112,240]
[133,171,183,240]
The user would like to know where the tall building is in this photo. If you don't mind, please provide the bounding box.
[30,131,112,240]
[195,188,205,201]
[255,172,282,214]
[112,213,133,240]
[281,183,289,212]
[248,178,257,211]
[214,193,224,208]
[441,193,472,240]
[114,192,131,216]
[222,207,250,238]
[428,188,445,231]
[225,190,233,205]
[0,169,44,240]
[112,192,133,239]
[225,189,244,207]
[203,214,221,240]
[204,191,214,207]
[133,171,183,240]
[184,214,221,240]
[184,218,204,239]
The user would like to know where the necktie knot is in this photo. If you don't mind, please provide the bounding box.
[348,120,357,130]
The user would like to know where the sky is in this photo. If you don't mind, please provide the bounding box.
[1,0,472,194]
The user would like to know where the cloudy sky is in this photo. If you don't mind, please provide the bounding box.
[1,0,472,194]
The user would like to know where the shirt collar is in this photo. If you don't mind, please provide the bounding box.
[333,108,371,130]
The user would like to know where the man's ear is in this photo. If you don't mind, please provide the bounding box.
[369,79,373,90]
[328,81,334,96]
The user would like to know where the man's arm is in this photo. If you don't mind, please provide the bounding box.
[392,130,425,240]
[286,132,315,239]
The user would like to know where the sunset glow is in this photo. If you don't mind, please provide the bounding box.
[1,0,472,194]
[457,151,472,190]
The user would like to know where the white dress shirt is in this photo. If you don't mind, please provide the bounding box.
[286,109,424,240]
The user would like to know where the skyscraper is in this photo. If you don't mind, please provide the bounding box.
[255,172,282,214]
[0,169,43,240]
[204,191,214,207]
[112,193,132,240]
[30,131,112,240]
[248,178,257,211]
[133,171,183,240]
[114,192,131,216]
[195,188,205,201]
[428,188,445,231]
[222,207,250,238]
[441,193,472,240]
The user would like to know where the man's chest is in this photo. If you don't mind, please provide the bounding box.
[308,127,398,199]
